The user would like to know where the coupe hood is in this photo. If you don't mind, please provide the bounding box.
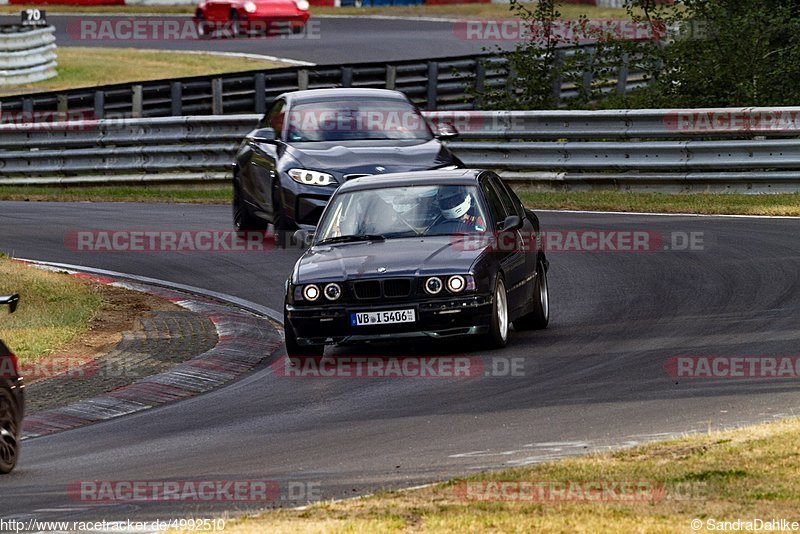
[285,139,452,176]
[294,236,485,283]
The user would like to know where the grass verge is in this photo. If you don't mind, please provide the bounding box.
[0,184,232,204]
[0,3,628,18]
[3,186,800,217]
[0,47,284,96]
[187,418,800,533]
[518,190,800,216]
[0,257,103,362]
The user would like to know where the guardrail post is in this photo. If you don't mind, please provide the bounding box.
[616,52,630,95]
[341,67,353,88]
[132,85,143,118]
[171,82,182,116]
[57,95,68,115]
[385,65,396,90]
[474,60,485,109]
[426,62,438,110]
[581,46,596,95]
[93,91,104,120]
[550,49,564,106]
[254,73,266,114]
[22,99,33,114]
[212,78,224,115]
[297,69,309,90]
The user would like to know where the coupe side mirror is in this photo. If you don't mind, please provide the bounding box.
[435,123,459,140]
[500,215,522,232]
[293,229,316,249]
[0,294,20,314]
[249,127,276,143]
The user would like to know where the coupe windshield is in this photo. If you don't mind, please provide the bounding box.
[286,99,434,142]
[315,184,488,243]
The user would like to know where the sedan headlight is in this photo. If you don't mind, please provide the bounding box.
[243,1,256,12]
[302,284,320,301]
[288,168,336,187]
[293,0,310,10]
[424,277,443,295]
[324,283,342,301]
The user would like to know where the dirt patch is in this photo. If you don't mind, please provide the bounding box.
[26,281,182,385]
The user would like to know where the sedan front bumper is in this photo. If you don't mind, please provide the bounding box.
[286,294,493,346]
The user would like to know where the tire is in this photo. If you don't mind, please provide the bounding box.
[284,309,324,357]
[513,258,550,331]
[231,11,245,37]
[0,389,20,475]
[272,183,292,248]
[291,24,304,35]
[485,275,509,348]
[233,181,266,232]
[196,14,212,39]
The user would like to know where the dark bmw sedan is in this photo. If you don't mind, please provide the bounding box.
[283,169,550,356]
[232,88,462,239]
[0,293,23,475]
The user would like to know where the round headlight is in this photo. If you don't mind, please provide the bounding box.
[324,283,341,301]
[425,277,443,295]
[243,1,256,12]
[447,275,465,293]
[303,284,320,301]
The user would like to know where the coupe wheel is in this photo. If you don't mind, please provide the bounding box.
[272,184,292,248]
[0,390,20,475]
[233,181,266,232]
[284,310,324,357]
[513,259,550,330]
[231,11,245,37]
[196,14,212,39]
[485,275,509,348]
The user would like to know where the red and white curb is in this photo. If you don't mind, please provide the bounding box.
[16,260,284,440]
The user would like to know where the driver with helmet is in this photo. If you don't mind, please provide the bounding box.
[433,186,485,233]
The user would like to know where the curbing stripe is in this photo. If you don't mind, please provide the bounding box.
[17,260,285,440]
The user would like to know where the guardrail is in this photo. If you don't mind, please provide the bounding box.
[0,25,57,86]
[0,46,647,118]
[3,108,800,193]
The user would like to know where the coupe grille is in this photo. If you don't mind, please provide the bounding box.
[343,173,372,180]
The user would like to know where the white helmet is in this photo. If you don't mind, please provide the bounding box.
[437,187,472,220]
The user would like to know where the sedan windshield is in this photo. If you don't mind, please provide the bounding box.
[286,99,434,142]
[315,185,488,243]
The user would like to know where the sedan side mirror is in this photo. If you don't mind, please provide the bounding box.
[0,294,20,314]
[249,127,276,144]
[500,215,522,232]
[293,229,315,249]
[435,123,459,140]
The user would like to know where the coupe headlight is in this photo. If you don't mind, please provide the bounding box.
[243,1,256,12]
[288,168,336,187]
[324,283,341,301]
[294,0,310,10]
[302,284,320,301]
[424,277,443,295]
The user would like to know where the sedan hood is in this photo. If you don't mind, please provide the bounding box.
[285,139,452,176]
[294,236,485,283]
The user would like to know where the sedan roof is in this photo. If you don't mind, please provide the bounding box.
[337,169,484,192]
[279,88,412,105]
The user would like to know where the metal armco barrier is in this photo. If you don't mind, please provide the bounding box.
[0,47,647,117]
[3,108,800,193]
[0,25,57,85]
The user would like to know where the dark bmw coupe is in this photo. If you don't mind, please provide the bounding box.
[232,88,461,239]
[0,293,23,475]
[283,169,549,356]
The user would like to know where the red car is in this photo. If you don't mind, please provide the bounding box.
[194,0,310,37]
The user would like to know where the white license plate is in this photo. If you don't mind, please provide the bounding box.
[351,309,416,326]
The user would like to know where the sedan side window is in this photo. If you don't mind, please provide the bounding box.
[480,179,507,229]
